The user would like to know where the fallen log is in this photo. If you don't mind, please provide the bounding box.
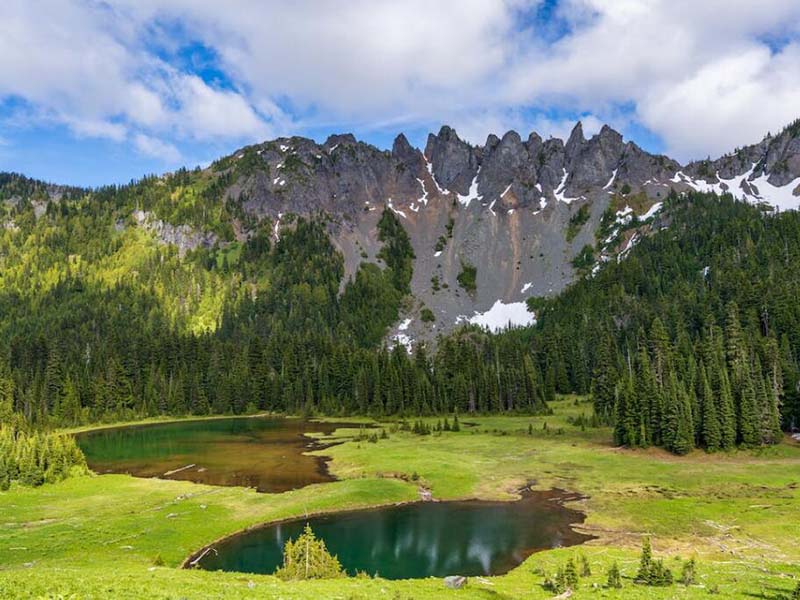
[163,464,196,476]
[188,546,217,567]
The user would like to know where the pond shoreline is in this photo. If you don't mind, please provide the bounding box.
[76,416,369,493]
[63,411,330,436]
[182,486,594,575]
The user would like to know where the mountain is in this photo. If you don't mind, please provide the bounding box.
[187,118,800,346]
[3,121,800,448]
[3,119,800,354]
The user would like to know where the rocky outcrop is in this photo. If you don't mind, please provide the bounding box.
[199,118,800,345]
[682,120,800,206]
[133,210,218,256]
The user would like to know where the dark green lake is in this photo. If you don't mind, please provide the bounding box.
[195,491,593,579]
[77,417,351,493]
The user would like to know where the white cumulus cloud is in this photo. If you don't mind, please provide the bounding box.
[133,133,181,163]
[0,0,799,165]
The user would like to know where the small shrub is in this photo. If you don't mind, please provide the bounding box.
[680,557,696,585]
[543,559,579,594]
[457,262,477,293]
[543,567,567,594]
[571,244,595,270]
[579,553,591,577]
[636,537,653,582]
[445,217,454,237]
[566,204,590,242]
[606,562,622,588]
[564,558,579,589]
[648,559,673,586]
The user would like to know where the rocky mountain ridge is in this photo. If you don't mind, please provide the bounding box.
[4,119,800,348]
[210,119,800,347]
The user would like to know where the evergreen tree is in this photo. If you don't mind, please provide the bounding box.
[663,377,694,455]
[717,364,737,450]
[591,335,618,420]
[699,365,721,451]
[578,553,591,577]
[274,525,345,581]
[60,376,82,426]
[563,558,579,589]
[738,364,760,446]
[636,537,652,583]
[613,374,640,447]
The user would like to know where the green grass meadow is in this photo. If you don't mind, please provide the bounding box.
[1,398,799,598]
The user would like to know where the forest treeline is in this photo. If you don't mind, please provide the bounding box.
[0,424,86,489]
[529,192,800,452]
[1,168,798,454]
[0,172,549,431]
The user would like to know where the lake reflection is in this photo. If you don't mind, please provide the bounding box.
[197,490,593,579]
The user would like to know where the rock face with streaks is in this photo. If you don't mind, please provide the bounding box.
[186,118,800,345]
[133,210,218,256]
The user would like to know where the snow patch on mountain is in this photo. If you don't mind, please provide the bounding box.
[391,332,413,352]
[461,300,536,332]
[641,202,663,220]
[603,169,618,191]
[426,159,448,195]
[748,173,800,211]
[387,199,406,219]
[458,168,482,208]
[673,164,800,211]
[416,178,430,206]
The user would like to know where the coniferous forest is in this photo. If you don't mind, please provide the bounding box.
[0,171,549,435]
[1,169,799,455]
[530,192,800,453]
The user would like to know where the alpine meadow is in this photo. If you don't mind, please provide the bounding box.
[1,2,800,599]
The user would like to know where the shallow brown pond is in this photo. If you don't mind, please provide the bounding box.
[77,417,355,493]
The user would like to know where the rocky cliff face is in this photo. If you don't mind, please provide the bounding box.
[681,122,800,209]
[210,119,800,346]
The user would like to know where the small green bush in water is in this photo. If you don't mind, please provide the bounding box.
[275,524,345,580]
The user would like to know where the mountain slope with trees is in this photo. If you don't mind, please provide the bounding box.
[1,123,800,456]
[527,191,800,452]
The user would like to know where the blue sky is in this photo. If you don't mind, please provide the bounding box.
[1,1,799,187]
